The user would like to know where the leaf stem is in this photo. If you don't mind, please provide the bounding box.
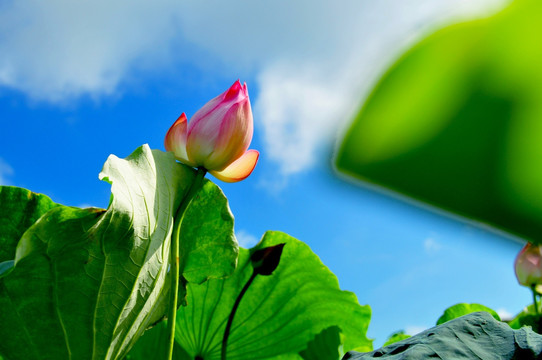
[533,285,540,316]
[167,167,207,360]
[221,271,257,360]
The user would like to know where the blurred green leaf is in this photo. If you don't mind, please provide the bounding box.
[511,313,542,334]
[382,331,411,347]
[509,304,542,333]
[336,0,542,243]
[436,303,500,325]
[0,145,237,359]
[172,231,372,359]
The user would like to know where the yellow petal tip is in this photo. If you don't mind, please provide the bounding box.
[209,150,259,183]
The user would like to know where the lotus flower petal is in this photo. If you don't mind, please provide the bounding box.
[164,80,258,183]
[207,94,253,170]
[515,243,542,288]
[209,150,259,183]
[164,113,197,167]
[186,80,253,170]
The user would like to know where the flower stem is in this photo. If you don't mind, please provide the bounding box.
[533,285,540,316]
[221,271,257,360]
[166,167,206,360]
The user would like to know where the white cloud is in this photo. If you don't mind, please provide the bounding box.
[251,0,508,176]
[0,0,508,173]
[0,158,14,185]
[496,308,514,321]
[255,62,354,175]
[0,0,182,102]
[236,230,259,249]
[424,237,442,255]
[405,325,428,336]
[77,203,100,209]
[175,0,508,176]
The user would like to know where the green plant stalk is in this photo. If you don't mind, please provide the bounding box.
[533,285,540,316]
[221,271,258,360]
[166,167,207,360]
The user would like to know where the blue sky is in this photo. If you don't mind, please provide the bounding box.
[0,0,529,348]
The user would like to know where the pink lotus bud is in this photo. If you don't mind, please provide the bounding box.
[165,80,259,182]
[515,243,542,289]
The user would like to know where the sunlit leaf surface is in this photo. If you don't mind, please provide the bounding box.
[172,231,372,359]
[0,145,237,359]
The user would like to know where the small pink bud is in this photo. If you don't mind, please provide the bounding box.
[515,243,542,289]
[165,80,258,182]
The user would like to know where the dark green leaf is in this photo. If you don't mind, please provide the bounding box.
[335,0,542,243]
[0,186,59,263]
[512,314,542,334]
[174,231,371,359]
[436,303,500,325]
[509,304,542,333]
[344,312,542,359]
[125,321,190,360]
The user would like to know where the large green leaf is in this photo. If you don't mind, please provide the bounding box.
[344,312,542,359]
[172,231,371,359]
[0,145,237,359]
[335,0,542,243]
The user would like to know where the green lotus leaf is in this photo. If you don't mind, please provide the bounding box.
[345,312,542,359]
[0,145,237,359]
[179,179,237,285]
[172,231,372,359]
